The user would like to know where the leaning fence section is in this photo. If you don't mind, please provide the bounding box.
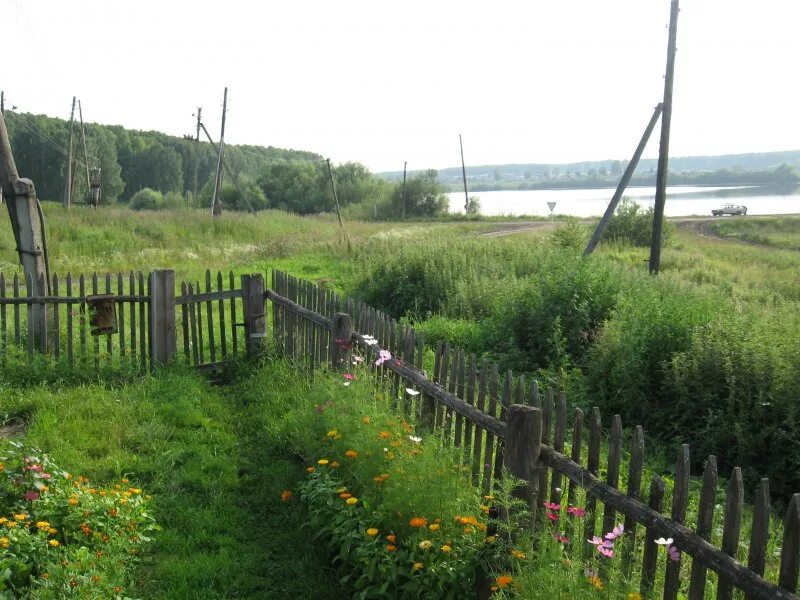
[0,271,151,371]
[265,270,800,600]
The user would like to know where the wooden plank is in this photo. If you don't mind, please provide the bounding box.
[601,414,623,536]
[472,359,488,489]
[12,274,19,346]
[205,270,216,363]
[25,274,34,359]
[129,272,136,364]
[493,369,511,483]
[38,273,47,354]
[117,273,126,360]
[436,342,451,430]
[504,405,543,538]
[66,274,74,367]
[195,280,204,363]
[180,282,190,362]
[52,274,60,359]
[640,475,666,596]
[484,364,499,492]
[689,456,719,600]
[188,284,199,366]
[622,425,645,575]
[550,391,567,503]
[444,347,460,445]
[175,288,243,305]
[139,272,146,370]
[664,444,691,600]
[779,493,800,593]
[79,274,86,364]
[717,467,744,600]
[105,273,112,356]
[0,274,6,364]
[746,479,771,600]
[462,353,476,466]
[230,272,238,356]
[566,408,584,508]
[583,407,602,559]
[217,272,227,359]
[528,379,539,407]
[92,273,99,368]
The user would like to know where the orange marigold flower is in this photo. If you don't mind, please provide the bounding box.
[366,528,379,536]
[306,467,315,473]
[409,517,427,528]
[330,461,340,468]
[345,450,358,459]
[362,416,371,424]
[379,431,391,439]
[390,440,402,448]
[412,562,424,573]
[441,544,452,553]
[511,549,526,560]
[339,492,352,499]
[386,544,396,552]
[496,575,513,589]
[280,490,293,503]
[386,534,396,543]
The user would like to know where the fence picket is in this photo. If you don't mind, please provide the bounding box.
[454,350,466,450]
[195,280,204,364]
[117,273,125,359]
[664,444,691,600]
[0,274,6,364]
[640,475,666,596]
[779,493,800,593]
[483,364,499,494]
[622,425,645,574]
[52,274,60,359]
[566,408,584,508]
[12,274,19,346]
[463,354,476,468]
[689,456,718,600]
[129,272,136,364]
[105,273,112,357]
[229,272,238,356]
[717,467,744,600]
[205,270,216,364]
[583,407,602,559]
[473,359,488,489]
[550,392,567,503]
[601,415,623,537]
[188,284,199,365]
[745,479,771,600]
[139,272,146,370]
[66,274,73,366]
[493,369,511,483]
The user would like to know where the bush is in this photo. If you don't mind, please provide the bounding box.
[129,188,163,211]
[602,198,673,247]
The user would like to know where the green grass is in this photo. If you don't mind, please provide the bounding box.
[0,363,347,599]
[711,216,800,251]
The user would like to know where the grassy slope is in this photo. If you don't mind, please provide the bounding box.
[0,366,346,599]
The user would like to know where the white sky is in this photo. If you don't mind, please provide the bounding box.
[3,0,799,172]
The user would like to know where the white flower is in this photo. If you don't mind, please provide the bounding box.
[654,537,674,546]
[362,335,378,346]
[408,436,422,443]
[383,447,388,452]
[405,388,420,396]
[352,356,364,364]
[343,382,351,387]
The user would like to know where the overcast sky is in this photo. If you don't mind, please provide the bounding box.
[3,0,798,172]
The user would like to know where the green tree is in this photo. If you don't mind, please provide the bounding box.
[257,162,328,214]
[386,169,449,218]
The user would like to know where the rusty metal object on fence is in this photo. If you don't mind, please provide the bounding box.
[86,294,117,335]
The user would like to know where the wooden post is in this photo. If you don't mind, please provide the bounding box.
[459,134,469,214]
[584,103,664,256]
[149,270,176,366]
[64,96,75,208]
[211,87,227,217]
[326,158,344,229]
[649,0,680,274]
[241,273,266,358]
[329,312,352,369]
[503,404,543,534]
[401,161,407,220]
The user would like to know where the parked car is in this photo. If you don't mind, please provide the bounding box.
[711,203,747,216]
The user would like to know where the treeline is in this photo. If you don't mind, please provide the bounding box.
[5,111,452,218]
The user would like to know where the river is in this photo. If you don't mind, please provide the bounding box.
[447,185,800,218]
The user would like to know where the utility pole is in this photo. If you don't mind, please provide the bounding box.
[192,107,202,203]
[459,134,469,214]
[1,91,4,114]
[198,120,256,214]
[0,111,49,351]
[401,161,407,220]
[78,100,90,190]
[584,103,664,256]
[649,0,680,274]
[326,158,343,229]
[211,88,227,217]
[63,96,76,209]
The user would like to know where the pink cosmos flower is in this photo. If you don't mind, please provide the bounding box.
[605,524,624,540]
[543,502,561,511]
[598,545,614,558]
[375,350,392,366]
[587,536,604,546]
[552,533,570,544]
[668,545,681,562]
[343,373,356,381]
[546,511,559,522]
[566,506,586,518]
[24,491,39,501]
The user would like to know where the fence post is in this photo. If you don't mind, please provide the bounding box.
[149,269,176,366]
[504,404,544,534]
[329,312,352,369]
[241,274,266,358]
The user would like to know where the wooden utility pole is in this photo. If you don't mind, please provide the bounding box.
[649,0,680,274]
[459,134,469,213]
[326,158,343,228]
[198,121,255,213]
[1,91,4,114]
[192,107,201,202]
[584,103,664,256]
[401,161,407,220]
[0,111,49,351]
[211,88,227,217]
[78,100,90,190]
[63,96,76,208]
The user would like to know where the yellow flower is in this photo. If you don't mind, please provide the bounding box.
[345,450,358,459]
[36,521,50,530]
[418,540,433,550]
[48,540,60,547]
[628,594,644,600]
[121,478,129,484]
[409,517,427,528]
[68,497,79,506]
[318,459,329,465]
[326,429,338,438]
[386,452,395,460]
[48,528,57,535]
[379,431,391,439]
[485,536,497,544]
[336,487,348,494]
[496,575,513,589]
[511,549,526,560]
[412,562,424,573]
[280,490,293,503]
[306,467,315,473]
[0,537,9,548]
[441,545,452,553]
[588,576,603,591]
[334,435,342,441]
[330,461,340,468]
[428,523,440,531]
[13,514,27,522]
[346,497,358,505]
[366,528,379,537]
[362,416,371,424]
[0,464,3,472]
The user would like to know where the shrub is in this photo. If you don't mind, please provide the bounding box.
[129,188,163,211]
[602,197,673,247]
[549,218,589,250]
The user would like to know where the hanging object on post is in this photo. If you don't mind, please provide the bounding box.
[86,167,102,207]
[86,294,117,335]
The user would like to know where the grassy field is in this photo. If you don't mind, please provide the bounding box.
[710,215,800,252]
[0,205,798,597]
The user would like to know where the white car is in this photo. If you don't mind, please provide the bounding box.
[711,203,747,216]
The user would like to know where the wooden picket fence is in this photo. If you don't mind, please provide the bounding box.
[266,270,800,600]
[1,267,798,598]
